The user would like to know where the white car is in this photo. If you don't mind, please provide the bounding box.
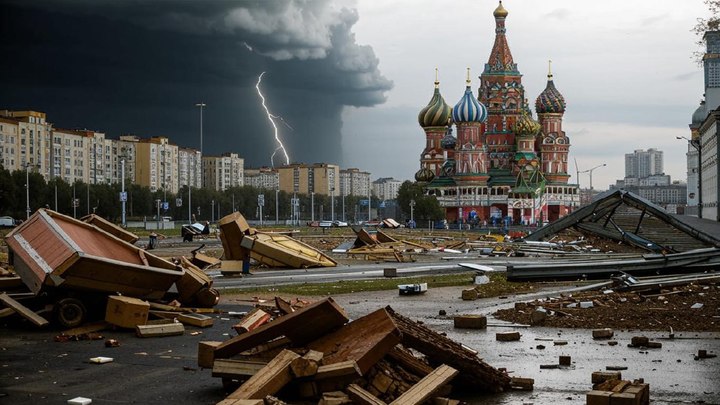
[332,220,349,227]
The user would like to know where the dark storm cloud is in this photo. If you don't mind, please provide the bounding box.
[0,0,392,166]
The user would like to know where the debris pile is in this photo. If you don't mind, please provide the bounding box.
[201,297,513,404]
[345,227,430,262]
[1,209,219,328]
[494,274,720,331]
[218,212,336,272]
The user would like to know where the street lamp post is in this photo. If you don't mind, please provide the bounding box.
[195,102,206,155]
[330,188,335,222]
[192,103,205,224]
[275,188,279,225]
[25,163,31,219]
[410,199,416,228]
[677,136,702,218]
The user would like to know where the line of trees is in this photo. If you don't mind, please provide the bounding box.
[0,167,386,224]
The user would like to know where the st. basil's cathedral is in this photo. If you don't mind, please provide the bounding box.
[415,1,579,225]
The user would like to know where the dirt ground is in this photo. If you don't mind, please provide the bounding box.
[493,281,720,332]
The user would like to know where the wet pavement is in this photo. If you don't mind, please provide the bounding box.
[1,286,718,404]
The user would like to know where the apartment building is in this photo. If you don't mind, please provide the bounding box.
[339,168,370,197]
[135,137,179,193]
[179,147,202,189]
[0,110,53,176]
[202,152,244,191]
[372,177,403,200]
[244,167,278,190]
[0,117,19,169]
[277,163,340,196]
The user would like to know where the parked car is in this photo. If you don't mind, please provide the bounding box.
[0,216,16,228]
[332,220,349,227]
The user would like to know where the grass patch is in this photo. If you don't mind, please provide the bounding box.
[223,271,538,298]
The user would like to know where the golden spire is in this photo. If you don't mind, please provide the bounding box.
[548,59,553,79]
[434,67,439,88]
[466,67,471,85]
[493,1,508,18]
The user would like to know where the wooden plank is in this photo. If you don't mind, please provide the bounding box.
[198,341,223,368]
[389,364,458,405]
[226,349,300,400]
[217,399,264,405]
[233,308,271,334]
[136,322,184,337]
[215,298,348,359]
[387,346,434,377]
[315,360,362,380]
[307,308,401,374]
[178,312,214,328]
[347,383,387,405]
[275,296,295,315]
[212,359,268,379]
[0,307,16,318]
[0,293,48,326]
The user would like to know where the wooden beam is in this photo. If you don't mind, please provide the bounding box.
[307,308,401,374]
[226,349,300,400]
[315,360,362,380]
[389,364,458,405]
[0,293,48,327]
[135,322,184,337]
[178,313,214,328]
[387,346,433,377]
[290,349,323,378]
[233,308,271,334]
[347,383,387,405]
[215,298,348,359]
[217,399,264,405]
[212,359,268,379]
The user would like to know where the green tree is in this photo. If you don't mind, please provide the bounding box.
[694,0,720,62]
[396,181,444,222]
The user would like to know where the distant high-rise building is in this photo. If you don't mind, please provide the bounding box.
[373,177,402,200]
[339,168,371,197]
[178,147,202,190]
[244,167,278,190]
[624,149,663,179]
[0,110,53,177]
[202,152,244,191]
[277,163,340,196]
[704,31,720,110]
[135,137,179,193]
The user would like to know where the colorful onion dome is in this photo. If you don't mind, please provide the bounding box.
[414,167,435,183]
[513,109,541,137]
[691,100,707,127]
[418,69,452,128]
[452,68,488,123]
[493,1,508,18]
[535,60,566,114]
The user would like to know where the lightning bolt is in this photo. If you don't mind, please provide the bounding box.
[256,72,290,167]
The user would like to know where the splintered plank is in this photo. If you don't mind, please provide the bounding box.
[217,400,264,405]
[347,383,387,405]
[226,349,300,400]
[387,346,434,377]
[389,364,458,405]
[307,308,400,374]
[386,306,510,393]
[136,322,184,337]
[0,293,48,326]
[233,308,271,334]
[215,298,348,359]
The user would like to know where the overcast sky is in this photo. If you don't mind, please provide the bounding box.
[344,0,708,189]
[0,0,709,190]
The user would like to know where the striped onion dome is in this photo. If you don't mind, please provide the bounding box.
[513,109,541,137]
[535,68,566,114]
[418,74,452,128]
[414,167,435,183]
[452,69,488,123]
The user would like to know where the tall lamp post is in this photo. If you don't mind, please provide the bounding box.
[330,187,335,222]
[410,199,416,228]
[677,136,702,218]
[193,102,206,224]
[25,163,33,219]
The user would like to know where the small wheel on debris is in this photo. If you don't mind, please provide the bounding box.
[195,287,220,308]
[55,298,87,328]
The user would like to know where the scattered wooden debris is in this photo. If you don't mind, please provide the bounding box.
[136,322,184,338]
[0,292,48,327]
